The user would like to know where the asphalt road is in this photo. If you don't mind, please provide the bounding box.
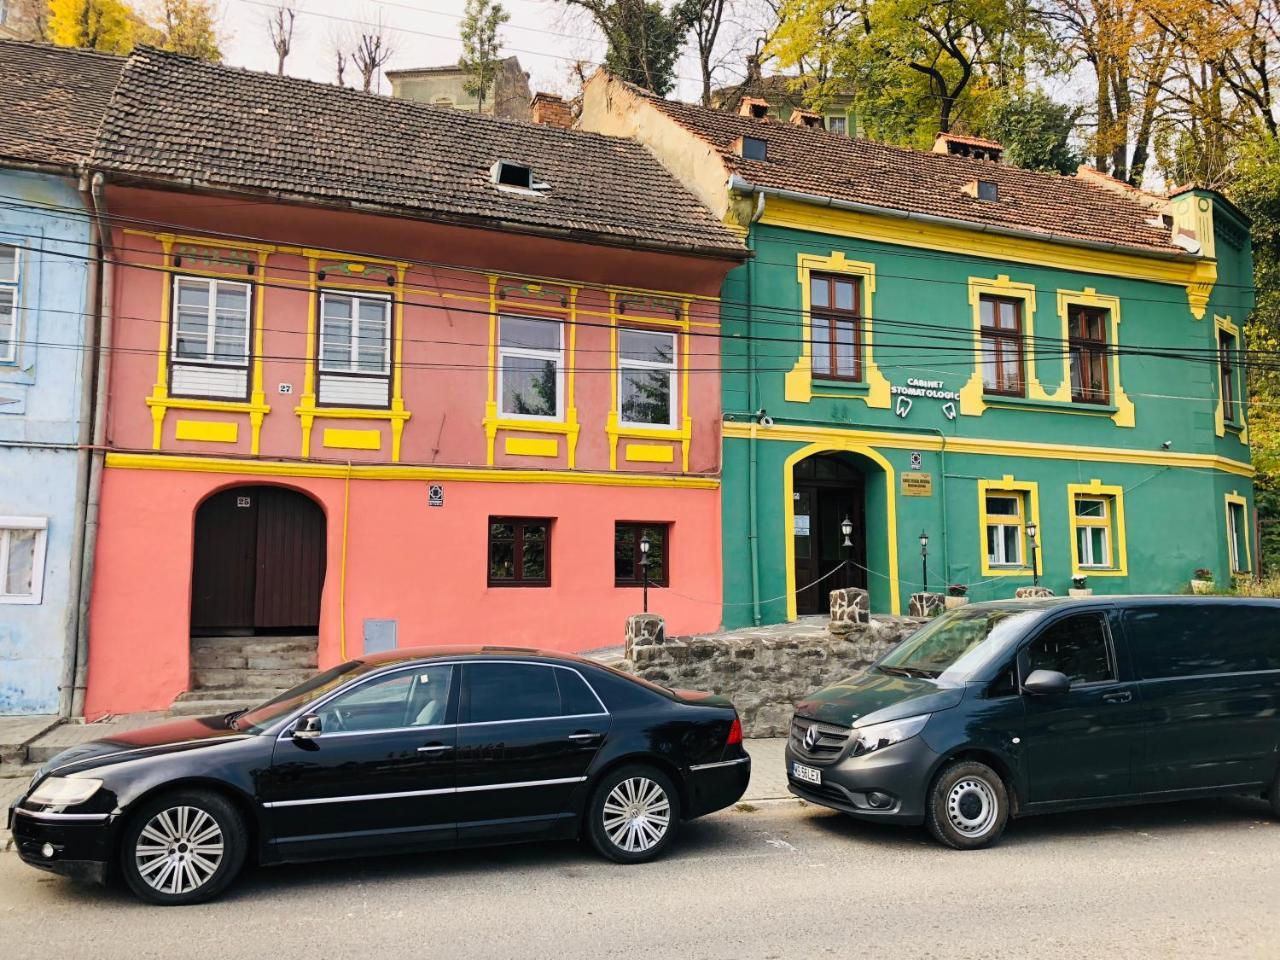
[3,794,1278,960]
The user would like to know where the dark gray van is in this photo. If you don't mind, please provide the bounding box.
[785,596,1280,848]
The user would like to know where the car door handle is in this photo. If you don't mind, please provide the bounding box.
[417,743,453,754]
[568,732,602,742]
[1103,691,1133,704]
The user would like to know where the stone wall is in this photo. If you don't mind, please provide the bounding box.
[622,615,921,737]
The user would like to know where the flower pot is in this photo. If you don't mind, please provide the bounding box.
[1190,579,1214,595]
[944,595,970,609]
[1068,588,1093,598]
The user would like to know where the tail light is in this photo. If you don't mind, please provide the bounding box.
[726,716,743,746]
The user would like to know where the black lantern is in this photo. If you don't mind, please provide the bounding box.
[919,530,930,594]
[639,532,652,614]
[1025,523,1040,586]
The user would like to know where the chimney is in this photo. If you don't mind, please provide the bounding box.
[531,92,573,130]
[789,109,823,128]
[739,97,770,119]
[933,131,1003,163]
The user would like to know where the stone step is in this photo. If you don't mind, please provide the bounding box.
[191,636,318,659]
[0,760,41,781]
[191,667,313,690]
[192,648,318,671]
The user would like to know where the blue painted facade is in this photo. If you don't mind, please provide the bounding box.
[0,170,92,714]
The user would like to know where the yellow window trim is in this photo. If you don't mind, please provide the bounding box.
[296,260,412,463]
[1055,288,1135,428]
[1067,480,1128,577]
[978,475,1042,577]
[323,428,383,451]
[504,436,559,457]
[758,196,1217,319]
[145,238,271,455]
[784,252,889,408]
[1213,315,1248,444]
[1225,491,1252,575]
[606,291,694,472]
[174,419,238,444]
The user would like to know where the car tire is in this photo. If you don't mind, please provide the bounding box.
[925,760,1009,850]
[120,789,247,905]
[586,764,681,864]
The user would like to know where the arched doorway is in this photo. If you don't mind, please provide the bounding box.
[190,485,327,636]
[792,453,867,615]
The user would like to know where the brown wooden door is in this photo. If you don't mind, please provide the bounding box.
[793,458,867,616]
[254,487,326,630]
[191,489,259,633]
[190,486,325,634]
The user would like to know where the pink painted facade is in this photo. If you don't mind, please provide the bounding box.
[85,187,738,718]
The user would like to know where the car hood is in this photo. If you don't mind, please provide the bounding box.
[41,715,254,776]
[794,669,964,728]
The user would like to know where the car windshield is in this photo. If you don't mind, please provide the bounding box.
[877,607,1040,681]
[234,661,369,734]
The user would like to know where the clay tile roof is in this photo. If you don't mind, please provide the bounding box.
[634,87,1182,255]
[91,48,745,257]
[934,131,1004,150]
[0,41,124,168]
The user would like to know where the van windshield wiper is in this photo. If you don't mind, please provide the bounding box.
[879,664,938,679]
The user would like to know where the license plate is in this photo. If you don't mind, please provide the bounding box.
[791,761,821,785]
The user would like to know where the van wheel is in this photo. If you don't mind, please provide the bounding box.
[925,760,1009,850]
[586,765,680,864]
[120,789,247,905]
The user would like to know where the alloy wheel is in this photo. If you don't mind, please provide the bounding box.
[946,777,998,837]
[602,777,671,853]
[134,805,225,895]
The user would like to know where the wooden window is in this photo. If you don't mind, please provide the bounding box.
[1068,305,1110,404]
[499,315,563,420]
[0,517,48,605]
[618,328,677,428]
[614,522,670,587]
[984,493,1025,567]
[979,295,1024,397]
[169,275,253,400]
[488,517,551,586]
[809,274,861,381]
[318,290,392,408]
[1073,495,1114,568]
[0,244,17,363]
[1220,329,1239,424]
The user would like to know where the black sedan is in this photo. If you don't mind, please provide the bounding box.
[9,646,750,905]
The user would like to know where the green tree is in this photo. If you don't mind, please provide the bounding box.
[562,0,694,96]
[769,0,1050,146]
[983,88,1081,173]
[459,0,510,113]
[148,0,221,60]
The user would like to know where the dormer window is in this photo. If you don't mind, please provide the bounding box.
[963,179,999,202]
[737,136,768,161]
[738,97,770,119]
[490,161,551,195]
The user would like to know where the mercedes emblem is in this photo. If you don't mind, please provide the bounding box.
[803,725,821,751]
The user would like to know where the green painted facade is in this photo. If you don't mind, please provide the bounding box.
[718,193,1255,626]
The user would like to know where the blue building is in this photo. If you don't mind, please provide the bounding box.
[0,43,122,714]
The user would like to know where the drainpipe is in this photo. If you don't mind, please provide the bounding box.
[746,190,766,625]
[70,172,113,718]
[59,172,102,718]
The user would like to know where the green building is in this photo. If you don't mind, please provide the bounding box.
[581,75,1255,622]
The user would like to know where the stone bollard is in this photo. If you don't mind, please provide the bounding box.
[1014,586,1055,599]
[829,587,870,627]
[624,613,666,661]
[908,592,946,618]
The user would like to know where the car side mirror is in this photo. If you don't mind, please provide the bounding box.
[1023,669,1071,696]
[292,714,322,740]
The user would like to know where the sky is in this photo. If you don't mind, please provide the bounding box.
[217,0,765,102]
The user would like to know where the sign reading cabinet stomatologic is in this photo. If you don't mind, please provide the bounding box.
[891,378,959,420]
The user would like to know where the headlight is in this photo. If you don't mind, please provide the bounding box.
[27,776,103,807]
[850,714,930,757]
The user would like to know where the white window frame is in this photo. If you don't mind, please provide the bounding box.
[985,494,1024,567]
[0,243,20,364]
[171,275,252,369]
[497,314,564,422]
[0,517,48,605]
[1228,501,1249,573]
[1074,496,1113,568]
[826,114,848,135]
[617,327,678,429]
[318,290,393,377]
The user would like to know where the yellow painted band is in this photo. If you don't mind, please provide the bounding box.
[505,437,559,457]
[104,453,720,489]
[625,443,675,463]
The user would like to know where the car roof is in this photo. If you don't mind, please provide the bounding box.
[356,645,600,669]
[961,595,1280,613]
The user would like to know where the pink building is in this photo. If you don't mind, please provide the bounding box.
[83,51,746,717]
